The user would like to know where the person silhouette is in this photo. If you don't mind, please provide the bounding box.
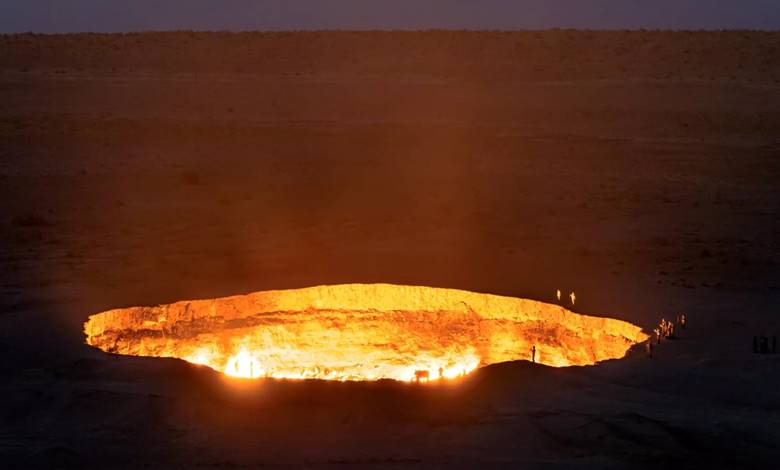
[531,345,536,364]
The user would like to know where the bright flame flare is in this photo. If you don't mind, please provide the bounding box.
[223,348,265,379]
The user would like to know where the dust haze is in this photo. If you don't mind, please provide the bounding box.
[1,31,779,468]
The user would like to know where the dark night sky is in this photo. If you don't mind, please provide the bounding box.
[1,0,779,33]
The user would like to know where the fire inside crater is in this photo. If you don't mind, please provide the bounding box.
[84,284,648,382]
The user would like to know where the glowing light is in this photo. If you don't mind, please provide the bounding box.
[225,348,265,379]
[84,284,647,382]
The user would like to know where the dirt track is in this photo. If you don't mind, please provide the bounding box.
[1,32,779,468]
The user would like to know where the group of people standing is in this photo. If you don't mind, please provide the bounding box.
[753,336,777,354]
[556,289,576,306]
[646,314,686,358]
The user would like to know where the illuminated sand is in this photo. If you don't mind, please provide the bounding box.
[84,284,648,381]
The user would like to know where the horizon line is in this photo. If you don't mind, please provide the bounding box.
[4,28,780,36]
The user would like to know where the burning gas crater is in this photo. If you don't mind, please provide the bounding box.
[84,284,647,382]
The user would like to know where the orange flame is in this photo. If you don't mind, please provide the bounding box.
[84,284,647,382]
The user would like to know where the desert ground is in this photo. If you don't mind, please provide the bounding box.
[1,31,780,468]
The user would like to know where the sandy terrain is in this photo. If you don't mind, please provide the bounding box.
[1,31,779,468]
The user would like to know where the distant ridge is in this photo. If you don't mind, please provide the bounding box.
[3,31,778,86]
[1,0,779,34]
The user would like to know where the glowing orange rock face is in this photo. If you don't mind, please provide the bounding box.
[84,284,648,382]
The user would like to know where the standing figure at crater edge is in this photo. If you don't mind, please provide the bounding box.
[531,345,536,364]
